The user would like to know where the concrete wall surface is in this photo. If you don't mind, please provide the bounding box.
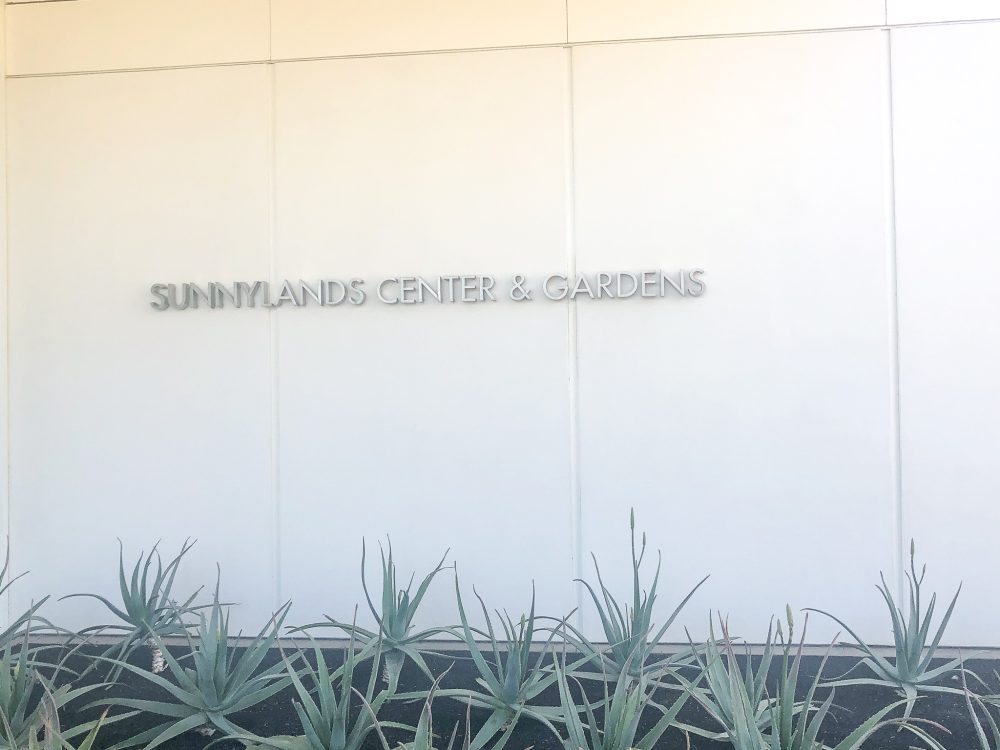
[2,1,999,646]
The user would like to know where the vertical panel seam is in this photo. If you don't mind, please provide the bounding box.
[881,28,905,604]
[268,62,281,612]
[2,0,11,629]
[563,45,583,630]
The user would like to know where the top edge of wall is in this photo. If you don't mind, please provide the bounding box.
[5,0,272,76]
[5,0,570,77]
[565,0,886,43]
[886,0,1000,25]
[7,0,1000,76]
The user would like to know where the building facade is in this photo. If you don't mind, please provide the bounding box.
[1,0,999,646]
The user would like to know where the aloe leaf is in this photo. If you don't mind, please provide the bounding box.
[225,675,291,713]
[145,713,212,750]
[104,719,185,750]
[467,707,513,750]
[803,607,898,677]
[453,578,503,697]
[90,653,198,706]
[830,699,910,750]
[58,594,131,625]
[88,698,195,719]
[635,684,690,750]
[917,584,962,673]
[647,574,711,647]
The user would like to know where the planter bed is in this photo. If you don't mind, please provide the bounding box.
[45,643,989,750]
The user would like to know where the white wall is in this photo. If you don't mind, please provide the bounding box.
[892,22,1000,647]
[3,1,999,646]
[6,66,277,627]
[0,0,8,629]
[572,30,895,641]
[272,49,576,627]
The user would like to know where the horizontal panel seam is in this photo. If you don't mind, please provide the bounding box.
[6,16,1000,79]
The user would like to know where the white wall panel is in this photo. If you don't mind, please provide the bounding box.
[568,0,883,43]
[888,2,1000,24]
[893,23,1000,646]
[6,66,275,629]
[271,0,566,61]
[0,0,9,631]
[6,0,270,76]
[2,3,997,647]
[572,31,894,642]
[273,49,576,628]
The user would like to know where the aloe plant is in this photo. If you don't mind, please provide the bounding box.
[562,511,707,682]
[965,665,1000,750]
[396,579,569,750]
[0,635,110,750]
[235,629,411,750]
[373,668,457,750]
[676,615,788,741]
[300,541,450,692]
[0,545,49,651]
[969,696,1000,750]
[806,541,973,719]
[401,681,459,750]
[552,651,691,750]
[683,611,947,750]
[30,716,105,750]
[63,540,202,677]
[92,584,291,749]
[16,698,107,750]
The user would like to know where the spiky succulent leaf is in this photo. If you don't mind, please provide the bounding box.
[295,541,451,692]
[561,512,708,682]
[805,542,973,720]
[91,585,291,750]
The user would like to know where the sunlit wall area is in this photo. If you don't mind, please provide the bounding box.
[2,0,1000,646]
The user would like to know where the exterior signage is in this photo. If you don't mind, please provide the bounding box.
[149,269,705,310]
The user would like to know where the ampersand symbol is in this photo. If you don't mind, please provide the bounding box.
[509,275,532,301]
